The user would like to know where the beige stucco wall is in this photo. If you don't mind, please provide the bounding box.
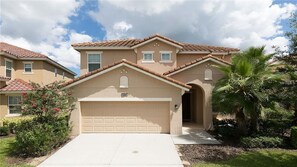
[42,61,74,85]
[136,39,177,74]
[0,95,8,118]
[79,50,136,75]
[169,60,225,130]
[69,66,183,135]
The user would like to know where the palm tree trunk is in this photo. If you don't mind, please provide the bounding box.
[236,108,247,135]
[250,103,260,133]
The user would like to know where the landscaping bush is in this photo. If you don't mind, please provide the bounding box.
[0,126,9,136]
[290,126,297,148]
[240,136,284,148]
[11,81,75,157]
[13,116,71,157]
[263,107,293,120]
[2,116,33,134]
[213,119,239,138]
[259,119,292,136]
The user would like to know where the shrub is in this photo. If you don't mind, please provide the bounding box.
[213,119,239,138]
[13,116,71,157]
[259,119,292,136]
[290,126,297,148]
[0,126,9,136]
[263,107,293,120]
[2,116,34,133]
[240,136,284,148]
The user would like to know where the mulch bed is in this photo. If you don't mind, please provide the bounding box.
[177,144,245,166]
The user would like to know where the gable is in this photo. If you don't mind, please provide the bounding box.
[131,36,183,49]
[71,66,185,99]
[64,60,190,91]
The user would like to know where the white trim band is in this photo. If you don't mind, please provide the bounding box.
[78,98,172,102]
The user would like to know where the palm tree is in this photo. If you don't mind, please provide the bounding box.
[213,46,277,134]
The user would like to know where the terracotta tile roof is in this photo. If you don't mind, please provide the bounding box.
[72,39,140,47]
[72,34,239,52]
[180,43,239,52]
[0,79,33,92]
[0,75,11,81]
[0,42,47,58]
[163,55,231,75]
[64,59,191,89]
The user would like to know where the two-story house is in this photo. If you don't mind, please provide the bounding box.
[64,34,239,135]
[0,42,76,118]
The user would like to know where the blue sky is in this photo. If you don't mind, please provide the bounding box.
[1,0,296,76]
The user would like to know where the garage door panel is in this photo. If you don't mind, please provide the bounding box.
[81,102,170,133]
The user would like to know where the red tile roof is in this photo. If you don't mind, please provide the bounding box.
[72,34,239,52]
[64,59,191,89]
[163,55,231,75]
[0,42,47,58]
[0,79,32,92]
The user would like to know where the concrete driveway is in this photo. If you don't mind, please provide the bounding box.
[38,134,183,167]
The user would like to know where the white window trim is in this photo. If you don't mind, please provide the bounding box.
[160,51,172,63]
[5,58,13,78]
[78,97,172,102]
[142,51,154,63]
[23,62,34,74]
[87,52,102,72]
[7,95,22,116]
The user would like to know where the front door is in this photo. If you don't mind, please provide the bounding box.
[182,92,191,122]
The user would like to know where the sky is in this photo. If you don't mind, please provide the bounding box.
[0,0,296,76]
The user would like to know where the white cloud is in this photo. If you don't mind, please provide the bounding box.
[0,0,92,70]
[90,0,296,52]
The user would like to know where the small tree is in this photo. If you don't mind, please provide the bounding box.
[213,46,278,134]
[21,81,75,120]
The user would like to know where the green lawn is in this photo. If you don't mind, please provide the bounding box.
[0,137,32,167]
[195,149,297,167]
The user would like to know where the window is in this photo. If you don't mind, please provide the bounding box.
[23,62,32,73]
[160,51,172,62]
[142,51,154,63]
[88,53,101,72]
[204,69,213,80]
[5,59,12,77]
[8,96,22,115]
[63,72,65,79]
[120,76,128,88]
[54,68,57,77]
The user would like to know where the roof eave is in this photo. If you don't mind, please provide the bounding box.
[72,46,133,51]
[131,37,183,49]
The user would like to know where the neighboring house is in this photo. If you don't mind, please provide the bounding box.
[65,34,239,135]
[0,42,76,118]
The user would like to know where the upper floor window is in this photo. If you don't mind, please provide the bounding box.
[204,69,213,81]
[142,51,154,63]
[8,96,22,115]
[23,62,33,73]
[54,68,58,77]
[88,52,101,72]
[5,59,12,77]
[160,51,172,62]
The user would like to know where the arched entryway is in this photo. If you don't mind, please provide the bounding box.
[182,84,204,126]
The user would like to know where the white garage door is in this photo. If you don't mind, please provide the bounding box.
[81,102,170,133]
